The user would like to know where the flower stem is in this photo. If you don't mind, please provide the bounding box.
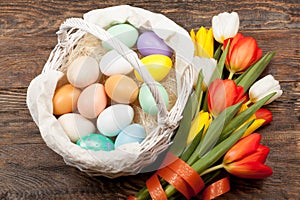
[245,99,252,106]
[199,163,224,176]
[228,71,235,79]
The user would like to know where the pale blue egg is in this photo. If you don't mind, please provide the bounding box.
[77,133,114,151]
[138,82,169,115]
[115,124,146,148]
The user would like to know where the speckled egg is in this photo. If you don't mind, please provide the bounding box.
[77,134,114,151]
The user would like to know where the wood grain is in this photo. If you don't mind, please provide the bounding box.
[0,0,299,199]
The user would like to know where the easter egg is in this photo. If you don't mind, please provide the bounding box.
[77,83,107,119]
[138,82,169,115]
[77,134,114,151]
[134,54,172,82]
[115,124,146,148]
[53,84,81,115]
[105,74,139,104]
[58,113,96,142]
[102,24,139,50]
[99,50,133,76]
[137,31,172,57]
[67,56,100,88]
[96,104,134,137]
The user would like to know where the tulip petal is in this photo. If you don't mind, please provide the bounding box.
[224,161,273,179]
[208,79,240,117]
[255,108,273,125]
[249,75,282,103]
[212,12,239,43]
[223,133,261,164]
[242,119,265,137]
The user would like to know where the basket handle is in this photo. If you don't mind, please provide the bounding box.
[57,18,168,120]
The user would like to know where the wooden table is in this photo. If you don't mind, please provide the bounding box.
[0,0,299,199]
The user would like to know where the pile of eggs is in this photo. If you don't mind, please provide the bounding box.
[52,23,174,152]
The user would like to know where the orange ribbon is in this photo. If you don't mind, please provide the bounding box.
[202,176,230,200]
[147,152,205,200]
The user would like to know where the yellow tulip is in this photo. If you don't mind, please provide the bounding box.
[190,27,214,58]
[187,111,212,145]
[235,103,265,138]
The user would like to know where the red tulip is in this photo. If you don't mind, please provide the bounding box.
[223,133,273,179]
[255,108,273,126]
[224,33,262,74]
[208,78,245,117]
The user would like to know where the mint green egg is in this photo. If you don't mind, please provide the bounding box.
[77,133,114,151]
[138,82,169,115]
[102,24,139,50]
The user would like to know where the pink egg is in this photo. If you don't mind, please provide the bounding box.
[77,83,107,119]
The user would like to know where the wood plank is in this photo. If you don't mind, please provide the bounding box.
[0,0,299,38]
[0,81,299,199]
[0,29,299,88]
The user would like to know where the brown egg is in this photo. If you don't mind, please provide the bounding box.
[105,75,139,104]
[52,84,81,115]
[77,83,107,119]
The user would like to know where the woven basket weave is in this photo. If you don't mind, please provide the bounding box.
[27,5,194,178]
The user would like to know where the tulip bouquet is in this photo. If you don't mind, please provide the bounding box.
[128,11,282,200]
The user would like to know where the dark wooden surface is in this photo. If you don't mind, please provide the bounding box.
[0,0,299,199]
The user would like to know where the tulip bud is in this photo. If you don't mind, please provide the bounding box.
[223,134,273,179]
[249,75,283,105]
[212,12,239,43]
[224,33,262,74]
[190,26,214,58]
[255,108,272,125]
[187,111,212,144]
[208,78,245,117]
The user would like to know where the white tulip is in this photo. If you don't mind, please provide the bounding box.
[192,56,217,89]
[212,12,239,43]
[249,75,283,105]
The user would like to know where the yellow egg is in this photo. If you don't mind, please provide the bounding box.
[105,75,139,104]
[52,84,81,115]
[134,54,172,82]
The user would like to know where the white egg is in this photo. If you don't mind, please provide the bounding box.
[58,113,96,142]
[67,56,100,88]
[99,50,133,76]
[96,104,134,137]
[115,124,146,148]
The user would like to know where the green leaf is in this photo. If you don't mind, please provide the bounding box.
[187,101,243,165]
[180,128,204,162]
[191,120,253,174]
[213,44,222,60]
[208,40,230,85]
[218,92,276,142]
[192,70,204,117]
[169,71,204,157]
[235,52,276,92]
[168,95,194,157]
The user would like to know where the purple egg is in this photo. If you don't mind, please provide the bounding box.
[137,31,173,57]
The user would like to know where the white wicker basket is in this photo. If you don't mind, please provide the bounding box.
[27,5,194,178]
